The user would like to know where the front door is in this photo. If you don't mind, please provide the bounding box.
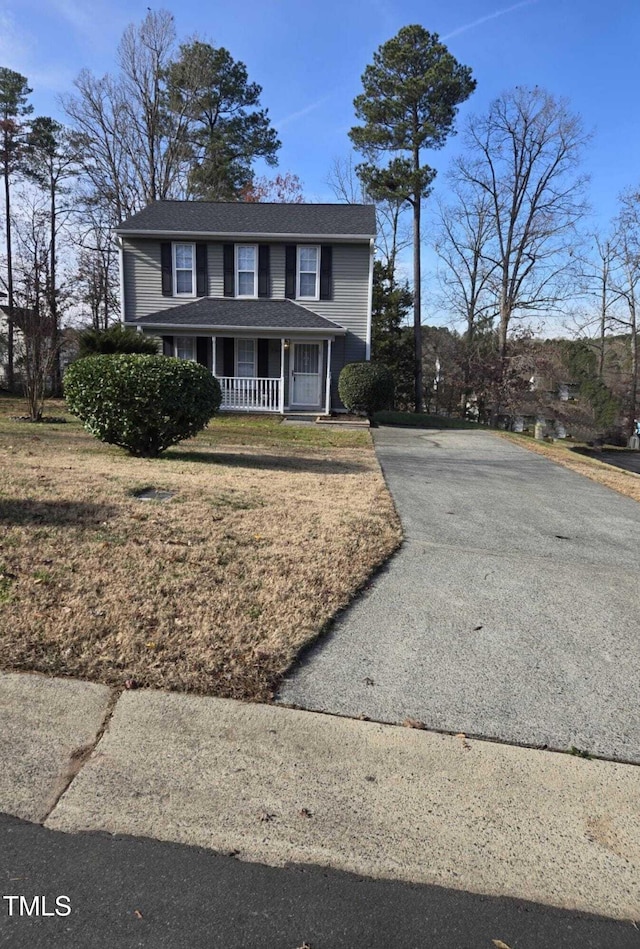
[291,342,322,407]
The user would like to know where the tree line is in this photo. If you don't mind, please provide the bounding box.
[0,9,288,414]
[343,30,638,438]
[1,12,638,437]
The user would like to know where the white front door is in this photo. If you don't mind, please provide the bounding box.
[291,342,322,407]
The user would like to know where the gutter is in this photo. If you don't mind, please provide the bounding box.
[116,229,376,242]
[127,322,346,336]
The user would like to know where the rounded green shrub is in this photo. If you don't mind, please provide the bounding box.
[338,362,395,416]
[64,354,221,457]
[77,324,160,357]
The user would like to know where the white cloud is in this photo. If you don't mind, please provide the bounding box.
[274,94,333,129]
[442,0,540,41]
[0,10,31,67]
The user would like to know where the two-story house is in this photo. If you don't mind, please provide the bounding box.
[117,201,375,414]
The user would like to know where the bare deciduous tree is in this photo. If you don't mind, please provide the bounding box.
[68,198,120,330]
[62,11,184,221]
[453,87,589,366]
[12,191,60,419]
[569,232,622,379]
[611,193,640,435]
[434,180,498,409]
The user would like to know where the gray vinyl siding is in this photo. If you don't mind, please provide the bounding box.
[123,235,371,411]
[123,239,370,348]
[122,238,221,317]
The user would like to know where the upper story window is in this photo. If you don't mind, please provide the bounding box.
[173,243,195,296]
[297,245,319,299]
[236,244,258,297]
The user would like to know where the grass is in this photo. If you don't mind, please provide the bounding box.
[373,410,485,430]
[497,431,640,504]
[0,395,401,700]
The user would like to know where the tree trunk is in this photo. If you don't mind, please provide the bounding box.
[3,156,14,391]
[498,286,509,364]
[598,252,607,380]
[413,197,422,412]
[50,178,61,395]
[630,301,638,438]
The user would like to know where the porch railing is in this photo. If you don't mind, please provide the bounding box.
[217,376,283,412]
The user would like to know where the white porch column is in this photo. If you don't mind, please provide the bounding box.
[279,337,286,413]
[325,337,333,415]
[211,336,217,376]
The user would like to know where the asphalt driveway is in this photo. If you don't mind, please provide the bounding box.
[278,428,640,763]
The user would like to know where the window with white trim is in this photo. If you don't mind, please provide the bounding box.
[236,244,257,297]
[297,245,319,299]
[173,243,195,296]
[236,338,256,377]
[175,336,196,361]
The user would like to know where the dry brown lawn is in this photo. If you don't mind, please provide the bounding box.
[497,431,640,504]
[0,398,401,699]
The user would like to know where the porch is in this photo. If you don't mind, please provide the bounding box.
[136,297,349,415]
[167,333,336,414]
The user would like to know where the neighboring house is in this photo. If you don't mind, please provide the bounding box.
[510,381,585,438]
[117,201,375,414]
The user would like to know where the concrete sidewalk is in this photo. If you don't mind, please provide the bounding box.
[278,427,640,762]
[1,671,638,921]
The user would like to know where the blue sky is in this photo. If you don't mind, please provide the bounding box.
[1,0,638,325]
[2,0,638,220]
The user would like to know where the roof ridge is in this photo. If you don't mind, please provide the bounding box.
[146,199,373,208]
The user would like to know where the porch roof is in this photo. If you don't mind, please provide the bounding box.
[126,298,347,335]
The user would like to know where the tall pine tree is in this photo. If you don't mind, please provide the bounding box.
[0,68,32,390]
[350,26,475,411]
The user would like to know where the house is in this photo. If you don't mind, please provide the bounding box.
[116,201,375,414]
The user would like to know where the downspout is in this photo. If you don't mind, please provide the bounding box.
[365,237,374,361]
[116,236,126,324]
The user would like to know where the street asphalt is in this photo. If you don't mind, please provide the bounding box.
[1,812,638,949]
[278,427,640,763]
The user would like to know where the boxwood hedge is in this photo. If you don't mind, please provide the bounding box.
[64,354,222,457]
[338,362,395,417]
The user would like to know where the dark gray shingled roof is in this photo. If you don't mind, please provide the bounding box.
[117,201,376,238]
[127,298,346,332]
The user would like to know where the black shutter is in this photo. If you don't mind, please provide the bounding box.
[196,244,208,296]
[223,244,234,297]
[222,337,234,376]
[162,335,174,357]
[196,336,211,369]
[258,245,270,297]
[161,243,172,296]
[320,245,332,300]
[285,244,296,299]
[257,338,269,377]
